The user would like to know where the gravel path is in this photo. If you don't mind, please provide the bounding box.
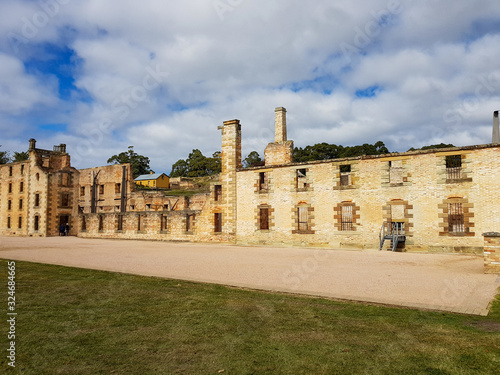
[1,236,499,315]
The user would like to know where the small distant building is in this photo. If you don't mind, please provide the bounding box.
[134,172,170,189]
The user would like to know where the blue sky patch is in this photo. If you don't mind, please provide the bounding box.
[355,86,382,98]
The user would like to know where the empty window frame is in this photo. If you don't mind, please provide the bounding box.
[214,213,222,233]
[98,215,104,231]
[340,205,354,231]
[80,186,85,196]
[389,160,404,184]
[18,216,22,229]
[61,193,70,207]
[115,183,121,194]
[446,155,462,180]
[137,214,144,231]
[20,165,24,175]
[19,199,23,210]
[20,181,24,192]
[161,215,168,232]
[34,193,40,207]
[117,215,124,231]
[214,185,222,202]
[9,166,12,177]
[8,200,12,210]
[259,208,269,230]
[297,206,309,231]
[448,203,465,234]
[186,214,195,232]
[99,185,104,195]
[81,216,87,231]
[339,165,351,186]
[296,169,307,189]
[259,172,268,191]
[7,217,11,229]
[61,173,70,187]
[34,215,39,231]
[8,183,12,193]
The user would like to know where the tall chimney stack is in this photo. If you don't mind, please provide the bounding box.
[275,107,287,143]
[493,111,500,144]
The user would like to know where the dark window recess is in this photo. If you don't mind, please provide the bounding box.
[8,200,12,210]
[98,215,104,231]
[341,205,354,231]
[186,214,195,232]
[259,208,269,230]
[18,217,22,229]
[7,217,11,229]
[8,183,12,193]
[448,203,465,233]
[297,206,309,231]
[20,181,24,192]
[259,172,268,191]
[214,213,222,233]
[115,183,121,194]
[80,186,85,196]
[214,185,222,201]
[161,215,168,231]
[9,166,12,176]
[61,193,70,207]
[35,194,40,207]
[61,173,70,186]
[34,215,39,231]
[446,155,462,180]
[296,169,307,189]
[81,216,87,231]
[137,215,144,231]
[99,185,104,194]
[21,165,24,175]
[117,215,124,231]
[19,199,23,210]
[340,165,351,186]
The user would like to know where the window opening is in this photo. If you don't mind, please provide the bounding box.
[446,155,462,180]
[341,205,354,231]
[296,169,307,189]
[448,203,464,233]
[259,208,269,230]
[214,213,222,233]
[340,165,351,186]
[214,185,222,201]
[297,206,309,231]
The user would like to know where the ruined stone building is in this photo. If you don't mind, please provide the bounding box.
[1,108,499,254]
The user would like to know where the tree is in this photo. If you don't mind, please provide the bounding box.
[170,149,222,177]
[243,151,263,168]
[0,146,8,164]
[293,141,389,163]
[12,151,29,162]
[407,143,455,152]
[107,146,154,178]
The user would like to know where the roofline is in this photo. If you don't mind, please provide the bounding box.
[239,142,500,171]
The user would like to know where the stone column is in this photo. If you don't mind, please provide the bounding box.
[483,232,500,274]
[275,107,287,143]
[493,111,499,144]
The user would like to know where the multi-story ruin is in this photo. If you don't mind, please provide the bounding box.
[1,108,499,254]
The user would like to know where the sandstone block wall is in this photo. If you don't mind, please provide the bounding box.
[483,233,500,273]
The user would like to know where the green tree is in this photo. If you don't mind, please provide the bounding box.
[107,146,154,178]
[170,149,222,177]
[0,146,9,164]
[293,141,389,163]
[12,151,29,162]
[243,151,263,168]
[407,143,455,152]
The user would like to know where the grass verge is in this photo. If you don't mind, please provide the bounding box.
[2,260,500,374]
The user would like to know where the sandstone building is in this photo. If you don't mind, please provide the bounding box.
[1,109,499,254]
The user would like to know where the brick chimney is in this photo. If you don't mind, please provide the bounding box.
[493,111,499,144]
[275,107,287,143]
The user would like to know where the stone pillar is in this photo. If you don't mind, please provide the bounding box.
[483,232,500,274]
[493,111,500,144]
[275,107,287,143]
[219,119,241,237]
[29,138,36,151]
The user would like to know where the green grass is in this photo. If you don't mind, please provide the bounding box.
[3,260,500,374]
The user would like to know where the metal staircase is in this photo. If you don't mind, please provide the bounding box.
[379,222,406,251]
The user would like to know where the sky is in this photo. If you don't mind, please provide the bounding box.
[1,0,500,173]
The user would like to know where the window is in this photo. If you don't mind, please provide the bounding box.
[446,155,462,180]
[19,199,23,210]
[8,200,12,210]
[340,165,351,186]
[130,205,135,210]
[448,203,464,234]
[297,206,309,231]
[214,185,222,202]
[9,166,12,177]
[8,183,12,193]
[259,172,268,191]
[115,183,121,194]
[81,216,87,231]
[117,215,123,231]
[36,173,40,181]
[21,165,24,175]
[389,160,403,184]
[34,194,40,207]
[61,193,70,207]
[146,204,151,210]
[341,205,354,231]
[18,216,22,229]
[7,217,11,229]
[259,208,269,230]
[186,214,195,232]
[214,213,222,233]
[20,181,24,192]
[296,169,307,189]
[99,185,104,194]
[61,173,70,186]
[98,215,104,231]
[80,186,85,196]
[34,215,39,231]
[161,215,168,232]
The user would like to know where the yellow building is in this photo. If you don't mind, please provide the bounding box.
[134,173,170,189]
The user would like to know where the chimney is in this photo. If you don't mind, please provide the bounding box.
[493,111,500,144]
[29,138,36,151]
[275,107,287,143]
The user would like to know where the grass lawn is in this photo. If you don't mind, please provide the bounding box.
[3,260,500,374]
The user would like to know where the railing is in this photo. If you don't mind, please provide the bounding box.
[379,222,406,251]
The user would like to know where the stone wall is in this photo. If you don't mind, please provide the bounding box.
[483,233,500,274]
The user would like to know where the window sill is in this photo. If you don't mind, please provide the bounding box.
[292,230,315,234]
